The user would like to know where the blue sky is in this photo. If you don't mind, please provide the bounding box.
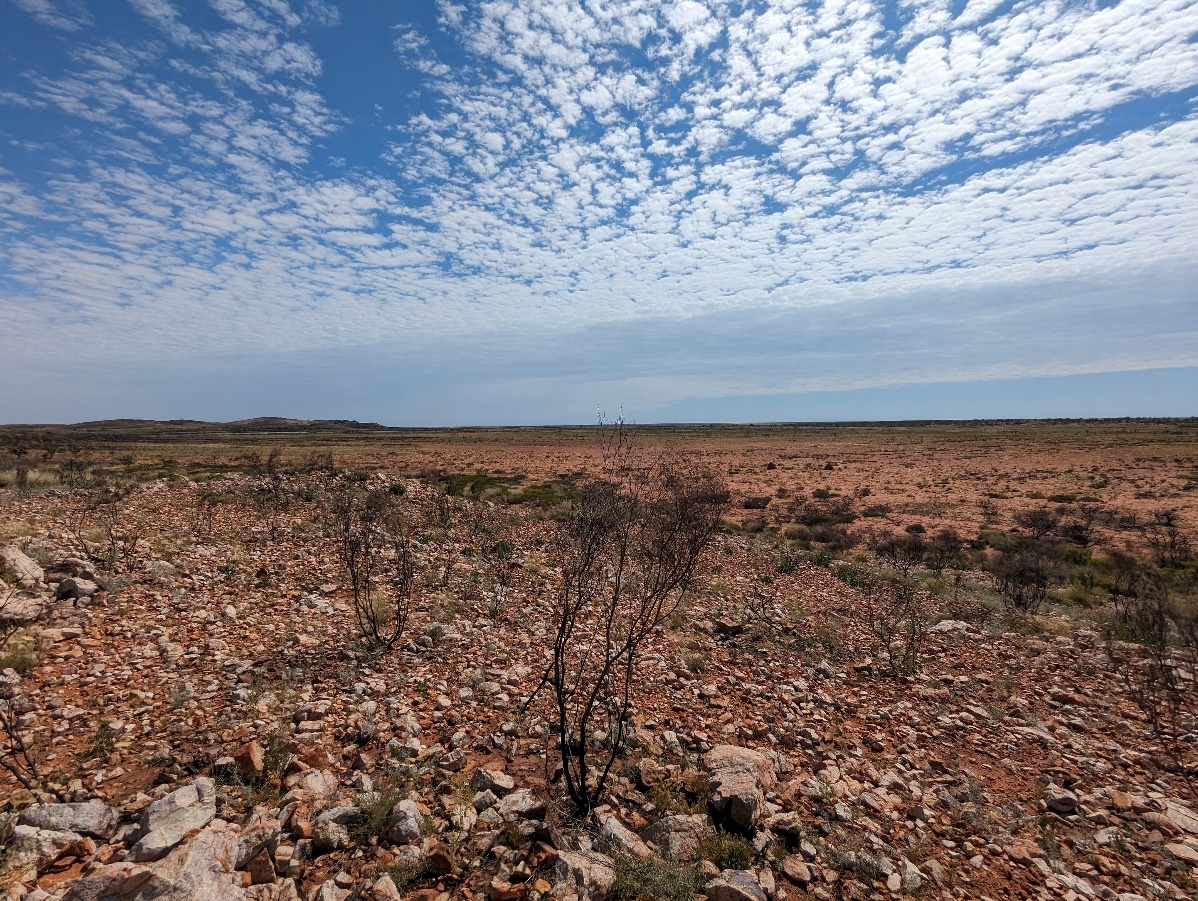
[1,0,1196,425]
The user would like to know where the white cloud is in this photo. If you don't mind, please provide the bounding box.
[0,0,1195,413]
[12,0,90,32]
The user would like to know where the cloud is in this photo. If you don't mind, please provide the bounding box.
[12,0,90,32]
[0,0,1196,422]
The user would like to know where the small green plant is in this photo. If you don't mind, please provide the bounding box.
[352,782,405,843]
[697,829,755,870]
[650,780,708,816]
[834,564,866,588]
[852,853,891,881]
[611,852,701,901]
[386,855,434,893]
[81,727,116,761]
[0,641,38,674]
[261,734,293,781]
[168,684,194,709]
[1036,814,1061,862]
[498,825,526,850]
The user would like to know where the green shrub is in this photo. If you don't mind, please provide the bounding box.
[351,783,405,843]
[697,830,755,870]
[611,853,700,901]
[386,856,434,893]
[834,564,867,588]
[81,727,116,761]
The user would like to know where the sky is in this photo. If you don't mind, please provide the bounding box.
[1,0,1196,426]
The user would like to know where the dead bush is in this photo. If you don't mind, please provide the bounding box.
[467,501,519,617]
[987,543,1053,614]
[548,421,728,814]
[328,481,415,651]
[65,483,142,573]
[1106,567,1197,774]
[1146,511,1193,568]
[863,576,930,676]
[1014,506,1062,540]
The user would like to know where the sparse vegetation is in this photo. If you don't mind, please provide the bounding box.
[548,419,728,814]
[0,418,1196,898]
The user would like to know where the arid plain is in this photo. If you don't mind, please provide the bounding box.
[1,419,1196,901]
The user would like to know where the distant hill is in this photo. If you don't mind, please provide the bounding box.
[2,418,391,434]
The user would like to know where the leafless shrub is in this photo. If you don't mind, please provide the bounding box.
[467,502,519,617]
[862,575,930,676]
[328,482,415,651]
[869,531,926,576]
[423,487,458,587]
[10,462,33,497]
[299,449,335,473]
[1,672,60,799]
[186,489,226,541]
[247,448,291,541]
[1146,510,1193,568]
[57,455,95,490]
[65,484,142,573]
[987,544,1052,614]
[549,421,728,814]
[1014,506,1062,540]
[1106,568,1198,774]
[0,702,46,795]
[925,528,964,574]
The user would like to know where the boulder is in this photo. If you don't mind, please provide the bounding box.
[0,596,42,632]
[1,545,43,587]
[245,881,301,901]
[594,814,651,859]
[471,768,516,797]
[901,860,924,892]
[311,881,351,901]
[63,821,245,900]
[234,741,265,778]
[703,745,776,831]
[130,777,217,862]
[369,874,404,901]
[19,799,119,839]
[1166,802,1198,835]
[61,863,154,901]
[1043,784,1079,815]
[312,819,350,853]
[386,799,424,845]
[234,818,281,869]
[286,768,338,799]
[642,814,710,860]
[781,855,811,884]
[704,870,767,901]
[6,824,87,876]
[473,789,499,812]
[126,821,246,901]
[496,788,547,821]
[43,558,95,581]
[553,850,616,901]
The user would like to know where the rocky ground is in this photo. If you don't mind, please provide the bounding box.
[0,424,1196,901]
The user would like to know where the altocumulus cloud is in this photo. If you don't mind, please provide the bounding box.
[0,0,1196,424]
